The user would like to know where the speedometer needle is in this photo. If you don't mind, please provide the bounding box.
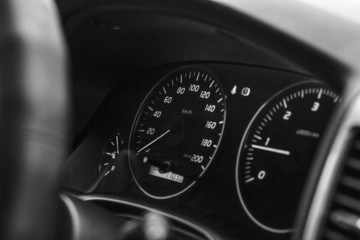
[251,144,290,156]
[137,129,171,153]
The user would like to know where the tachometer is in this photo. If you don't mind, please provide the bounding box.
[236,81,340,233]
[129,66,226,199]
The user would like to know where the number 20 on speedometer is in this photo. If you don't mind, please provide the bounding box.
[129,66,226,199]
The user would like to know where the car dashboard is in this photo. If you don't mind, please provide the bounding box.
[59,1,347,240]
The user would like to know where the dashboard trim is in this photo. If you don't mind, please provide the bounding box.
[74,194,220,240]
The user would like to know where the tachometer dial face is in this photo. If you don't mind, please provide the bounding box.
[236,81,340,233]
[129,66,226,199]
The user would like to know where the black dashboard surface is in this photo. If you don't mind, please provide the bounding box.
[60,1,349,239]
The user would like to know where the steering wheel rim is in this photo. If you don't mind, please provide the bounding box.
[0,0,69,239]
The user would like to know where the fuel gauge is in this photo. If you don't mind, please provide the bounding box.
[100,131,124,177]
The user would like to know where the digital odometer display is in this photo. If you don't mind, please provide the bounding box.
[129,66,226,199]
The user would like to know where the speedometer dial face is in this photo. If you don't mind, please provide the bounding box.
[236,81,340,233]
[129,66,226,199]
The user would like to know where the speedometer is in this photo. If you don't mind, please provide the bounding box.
[129,66,226,199]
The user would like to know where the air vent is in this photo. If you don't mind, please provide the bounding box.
[320,134,360,240]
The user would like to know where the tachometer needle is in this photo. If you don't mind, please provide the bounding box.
[251,144,290,156]
[137,129,171,153]
[116,136,120,154]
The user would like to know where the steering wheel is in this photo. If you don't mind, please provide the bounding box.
[0,0,69,239]
[1,0,360,240]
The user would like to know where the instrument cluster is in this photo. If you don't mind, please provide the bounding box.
[64,63,340,239]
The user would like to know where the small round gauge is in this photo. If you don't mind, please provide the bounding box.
[100,131,125,178]
[236,81,341,233]
[129,66,226,199]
